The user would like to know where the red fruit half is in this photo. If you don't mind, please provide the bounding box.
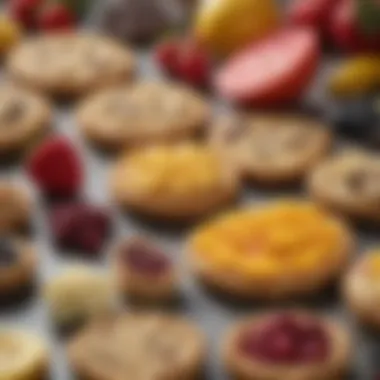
[330,0,380,52]
[215,28,320,106]
[26,136,83,198]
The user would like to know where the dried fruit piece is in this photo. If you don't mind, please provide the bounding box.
[9,0,42,29]
[49,202,111,254]
[26,136,83,198]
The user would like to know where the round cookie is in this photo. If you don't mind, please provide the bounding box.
[0,237,37,295]
[7,33,135,97]
[0,182,32,233]
[77,81,210,150]
[113,237,178,303]
[110,143,239,220]
[210,113,331,185]
[0,85,51,155]
[68,313,206,380]
[43,266,117,326]
[0,330,49,380]
[223,311,352,380]
[343,250,380,328]
[308,151,380,222]
[188,200,353,300]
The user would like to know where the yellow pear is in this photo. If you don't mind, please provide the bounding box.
[195,0,280,56]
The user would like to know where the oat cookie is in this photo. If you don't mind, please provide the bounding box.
[0,85,51,155]
[0,182,32,232]
[308,151,380,222]
[110,143,239,220]
[210,113,331,185]
[343,250,380,328]
[0,330,49,380]
[224,311,352,380]
[77,81,210,150]
[7,33,135,97]
[113,237,178,303]
[68,313,206,380]
[188,200,353,299]
[0,237,37,295]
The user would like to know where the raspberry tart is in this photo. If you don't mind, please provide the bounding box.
[224,311,352,380]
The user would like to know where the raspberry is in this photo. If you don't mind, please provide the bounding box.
[238,314,329,364]
[154,37,211,87]
[9,0,42,29]
[37,3,76,31]
[26,136,83,198]
[49,202,111,254]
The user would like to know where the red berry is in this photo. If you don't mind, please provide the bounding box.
[50,202,111,254]
[176,42,210,87]
[9,0,43,29]
[154,39,179,75]
[37,3,76,31]
[26,136,83,198]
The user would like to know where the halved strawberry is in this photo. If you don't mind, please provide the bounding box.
[215,28,320,106]
[26,136,83,198]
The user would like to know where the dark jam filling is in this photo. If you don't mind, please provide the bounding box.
[122,239,170,276]
[0,239,18,267]
[238,315,329,365]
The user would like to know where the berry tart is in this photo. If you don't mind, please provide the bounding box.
[223,311,352,380]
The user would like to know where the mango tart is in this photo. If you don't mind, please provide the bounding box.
[188,200,353,298]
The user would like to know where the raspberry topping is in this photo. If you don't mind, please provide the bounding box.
[0,239,17,267]
[238,314,329,364]
[49,202,111,254]
[122,238,170,276]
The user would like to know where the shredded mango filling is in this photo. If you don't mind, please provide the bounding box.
[190,201,347,277]
[125,144,222,195]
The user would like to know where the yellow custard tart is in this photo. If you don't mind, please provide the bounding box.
[344,250,380,328]
[110,143,239,220]
[189,200,353,299]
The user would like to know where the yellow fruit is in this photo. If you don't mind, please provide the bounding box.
[0,16,21,55]
[329,56,380,97]
[195,0,280,56]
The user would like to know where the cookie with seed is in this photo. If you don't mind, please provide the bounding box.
[0,182,32,233]
[0,237,37,295]
[77,81,210,150]
[0,330,48,380]
[113,237,178,303]
[7,33,135,97]
[308,151,380,222]
[68,313,206,380]
[0,85,51,155]
[110,143,239,220]
[210,114,331,185]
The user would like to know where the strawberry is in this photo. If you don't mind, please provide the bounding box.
[26,136,83,198]
[330,0,380,52]
[288,0,336,32]
[9,0,43,29]
[155,37,211,87]
[37,3,76,31]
